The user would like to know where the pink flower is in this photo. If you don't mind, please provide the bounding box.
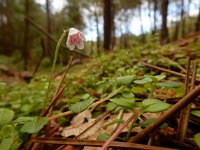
[66,28,86,50]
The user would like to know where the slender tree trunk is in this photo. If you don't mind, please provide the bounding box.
[46,0,51,57]
[187,0,192,33]
[195,1,200,32]
[181,0,185,37]
[23,0,29,70]
[152,0,157,35]
[103,0,112,50]
[111,1,116,50]
[94,3,100,49]
[160,0,169,44]
[173,1,180,41]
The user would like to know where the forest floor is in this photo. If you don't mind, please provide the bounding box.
[0,33,200,150]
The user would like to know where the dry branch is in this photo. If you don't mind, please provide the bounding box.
[31,137,176,150]
[129,84,200,143]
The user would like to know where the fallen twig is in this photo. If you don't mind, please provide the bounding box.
[31,137,176,150]
[129,85,200,143]
[141,62,200,83]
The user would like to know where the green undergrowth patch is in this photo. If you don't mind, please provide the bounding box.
[0,41,200,149]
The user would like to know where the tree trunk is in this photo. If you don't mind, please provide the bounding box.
[94,3,100,49]
[152,0,157,35]
[103,0,112,50]
[111,1,116,50]
[195,1,200,32]
[160,0,169,44]
[173,1,180,41]
[46,0,51,57]
[23,0,29,70]
[180,0,185,37]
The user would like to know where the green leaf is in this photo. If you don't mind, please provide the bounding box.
[131,87,147,94]
[156,81,181,88]
[154,74,166,81]
[106,102,118,112]
[13,117,36,124]
[134,77,153,85]
[0,125,14,150]
[103,119,124,130]
[194,133,200,148]
[79,94,90,100]
[116,76,135,85]
[142,99,160,107]
[69,98,95,113]
[97,133,111,141]
[0,109,14,126]
[191,110,200,117]
[142,99,171,113]
[140,118,156,127]
[20,117,48,134]
[1,125,13,138]
[110,97,135,109]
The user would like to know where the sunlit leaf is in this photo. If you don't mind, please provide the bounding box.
[0,125,14,150]
[131,87,147,94]
[134,77,153,84]
[69,98,95,113]
[110,97,135,109]
[13,117,36,124]
[116,76,135,85]
[142,99,171,113]
[20,117,48,133]
[0,109,14,126]
[194,133,200,148]
[154,74,166,81]
[191,110,200,117]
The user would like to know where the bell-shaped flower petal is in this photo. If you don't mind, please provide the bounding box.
[66,28,86,51]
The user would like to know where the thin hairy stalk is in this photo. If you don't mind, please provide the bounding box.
[44,29,69,107]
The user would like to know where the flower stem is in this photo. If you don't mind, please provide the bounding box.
[44,29,69,107]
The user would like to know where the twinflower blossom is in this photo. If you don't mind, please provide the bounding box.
[66,28,86,50]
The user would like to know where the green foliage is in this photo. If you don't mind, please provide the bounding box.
[142,99,171,113]
[20,117,48,134]
[0,109,14,126]
[0,125,14,150]
[116,76,135,85]
[97,133,111,141]
[194,133,200,148]
[69,95,95,113]
[191,110,200,117]
[103,119,124,130]
[110,98,135,110]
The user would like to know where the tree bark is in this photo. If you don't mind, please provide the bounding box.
[94,3,100,49]
[23,0,29,70]
[103,0,112,50]
[173,1,180,41]
[152,0,157,35]
[160,0,169,44]
[195,1,200,32]
[180,0,185,37]
[46,0,51,57]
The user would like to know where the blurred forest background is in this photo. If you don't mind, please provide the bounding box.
[0,0,200,72]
